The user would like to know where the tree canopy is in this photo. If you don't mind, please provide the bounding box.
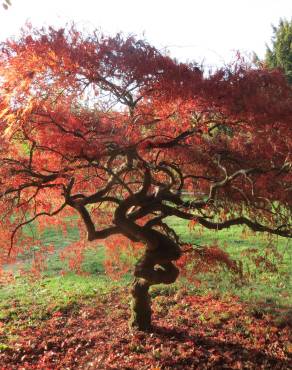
[0,25,291,330]
[265,18,292,84]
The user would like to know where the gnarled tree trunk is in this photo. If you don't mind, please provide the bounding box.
[129,241,180,331]
[114,168,181,331]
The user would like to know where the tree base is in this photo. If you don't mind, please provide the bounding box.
[129,278,152,331]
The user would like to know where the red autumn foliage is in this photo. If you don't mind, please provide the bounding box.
[177,244,239,280]
[104,236,144,279]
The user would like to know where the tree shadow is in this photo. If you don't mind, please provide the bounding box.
[151,325,290,369]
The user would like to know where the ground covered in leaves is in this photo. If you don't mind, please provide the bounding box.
[0,289,291,369]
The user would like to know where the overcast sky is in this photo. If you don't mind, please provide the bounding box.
[0,0,291,68]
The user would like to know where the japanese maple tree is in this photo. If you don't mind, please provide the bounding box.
[0,26,291,330]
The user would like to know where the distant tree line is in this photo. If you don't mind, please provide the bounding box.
[265,18,292,84]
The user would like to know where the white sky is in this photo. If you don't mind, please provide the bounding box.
[0,0,291,68]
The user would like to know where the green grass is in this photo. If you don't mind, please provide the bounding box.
[17,221,80,259]
[166,217,291,306]
[0,273,130,337]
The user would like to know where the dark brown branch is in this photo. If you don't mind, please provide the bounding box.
[147,128,200,149]
[74,204,120,241]
[152,203,292,238]
[197,216,291,238]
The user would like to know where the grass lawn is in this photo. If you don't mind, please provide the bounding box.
[167,217,291,307]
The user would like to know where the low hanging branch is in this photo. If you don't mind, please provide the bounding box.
[8,203,67,256]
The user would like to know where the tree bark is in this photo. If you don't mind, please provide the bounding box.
[129,249,180,331]
[129,278,152,331]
